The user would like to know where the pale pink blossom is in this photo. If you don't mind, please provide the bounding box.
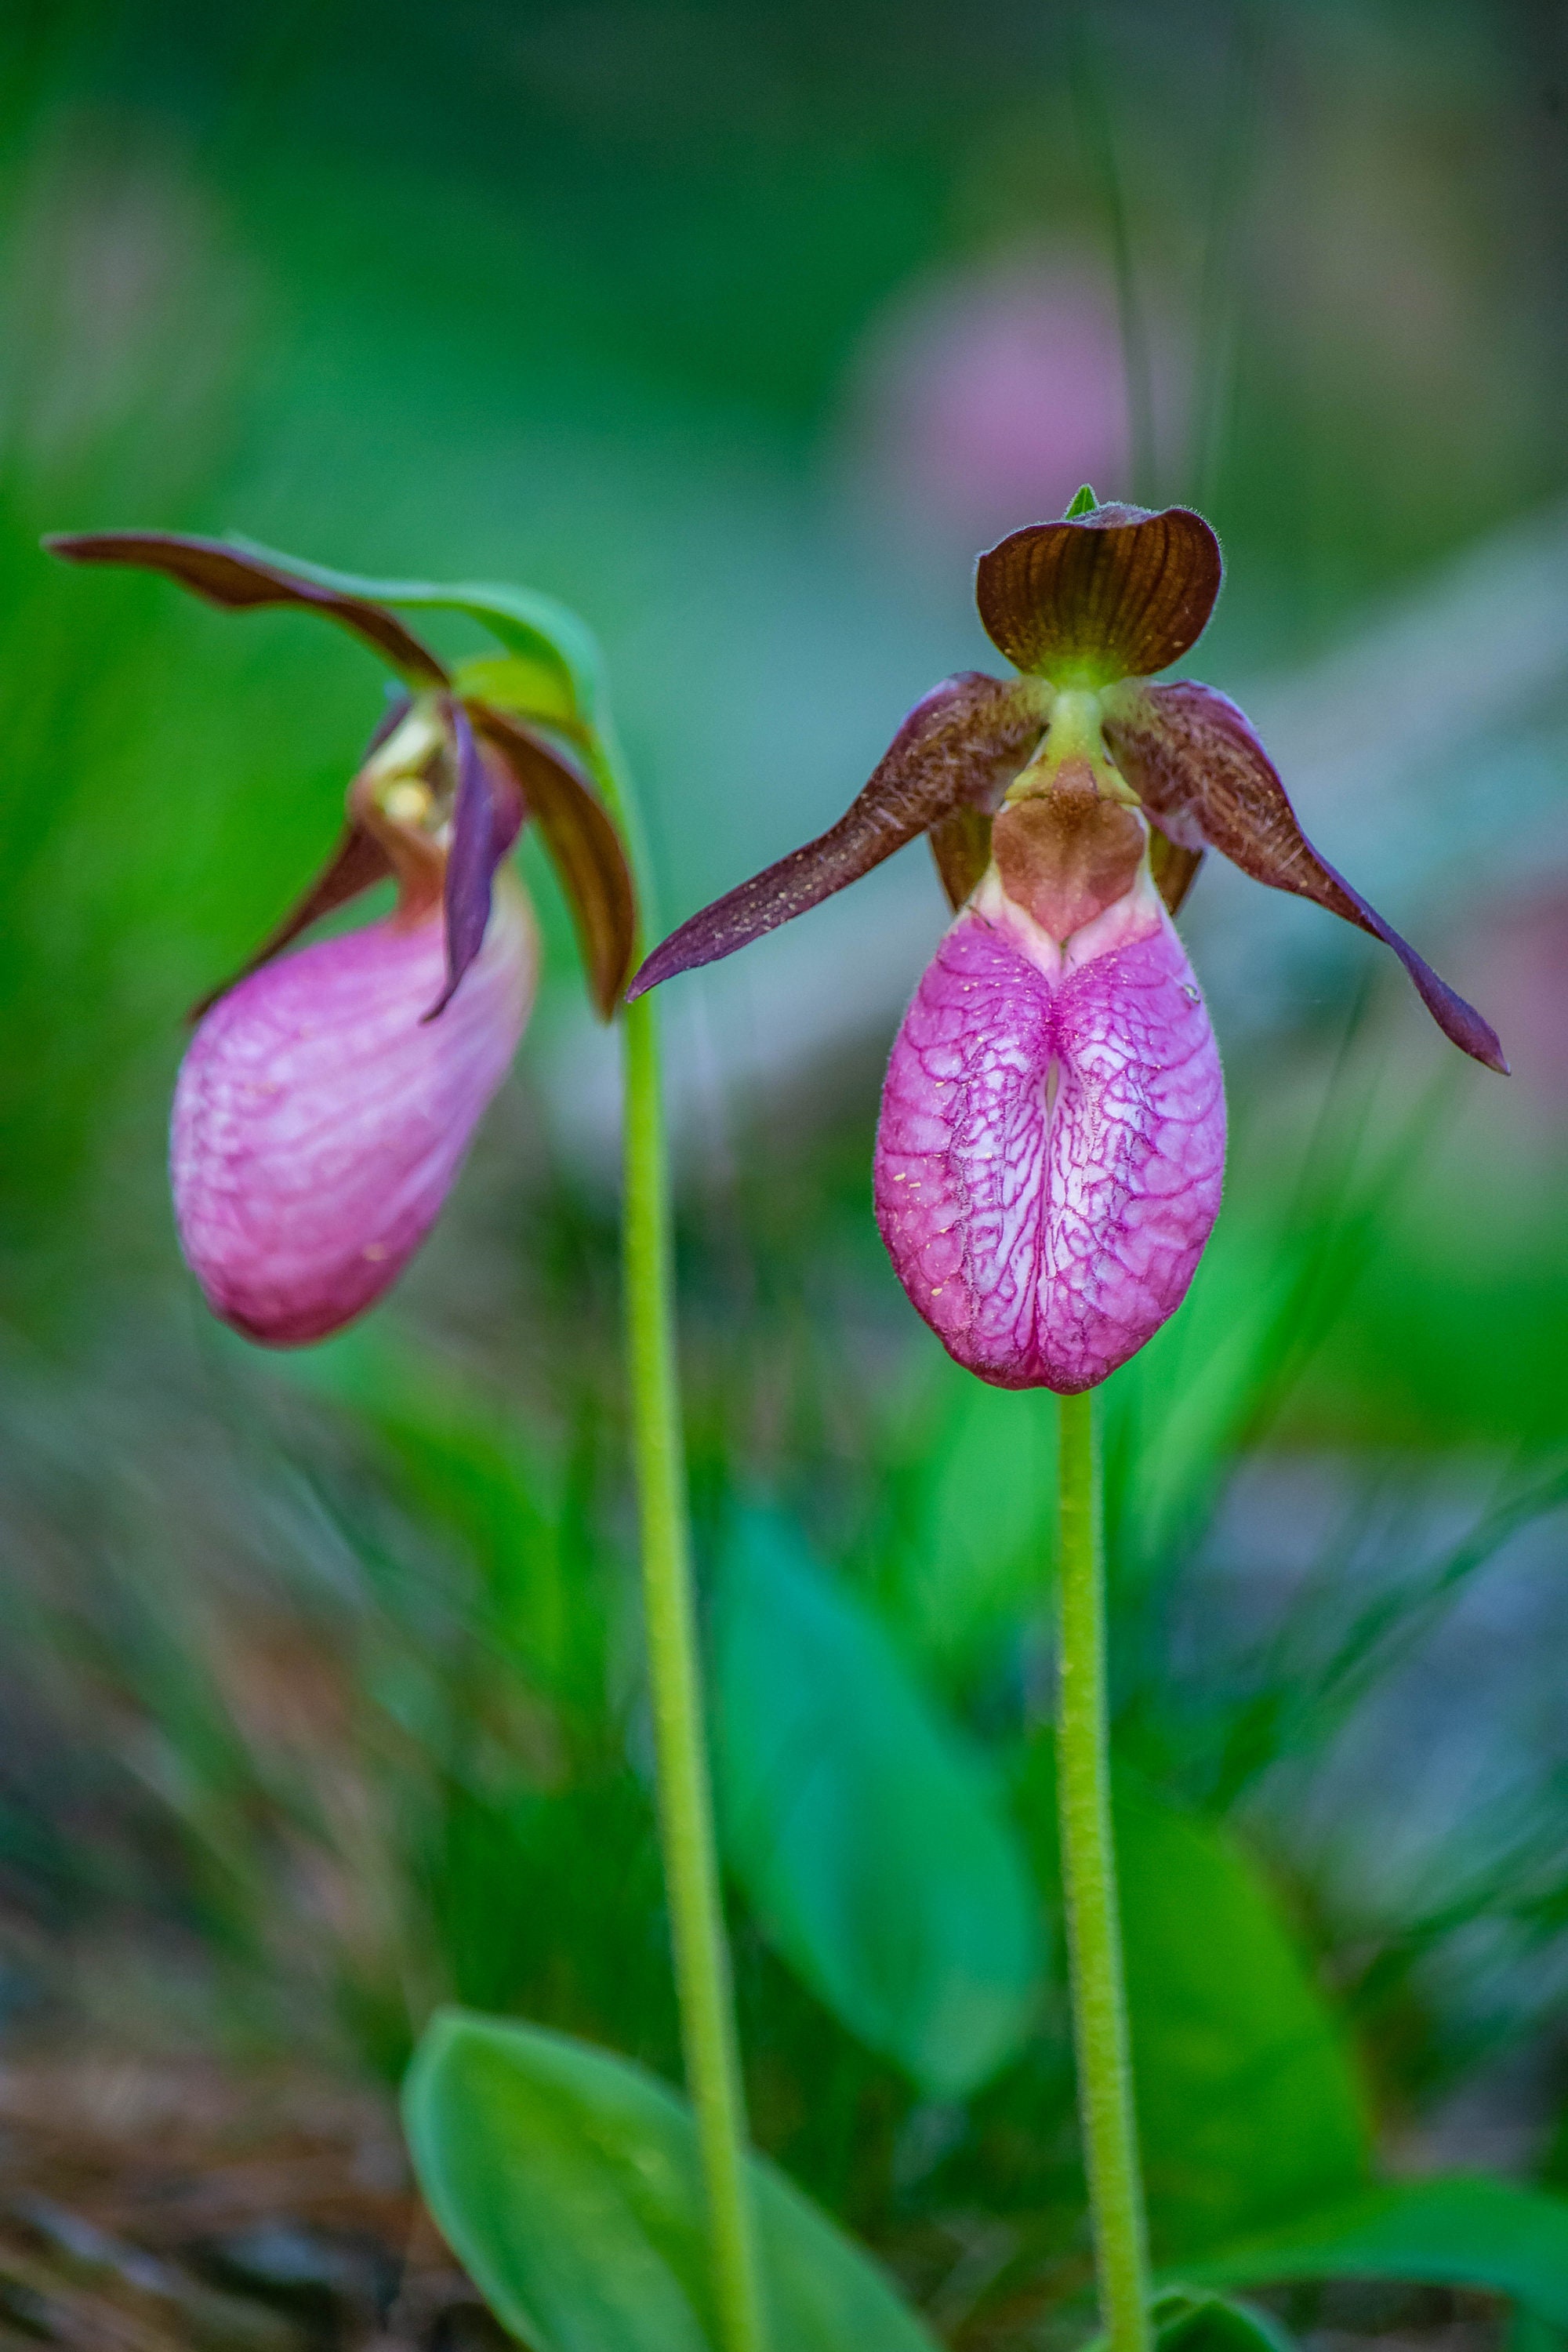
[172,880,535,1346]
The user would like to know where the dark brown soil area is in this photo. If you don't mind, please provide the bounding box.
[0,2055,503,2350]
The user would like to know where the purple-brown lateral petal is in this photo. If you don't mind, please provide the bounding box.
[626,673,1046,998]
[976,504,1222,685]
[1102,679,1508,1073]
[472,706,637,1018]
[426,703,526,1022]
[45,532,451,687]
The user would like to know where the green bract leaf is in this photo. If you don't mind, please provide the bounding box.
[1186,2177,1568,2329]
[713,1512,1044,2100]
[1065,483,1101,520]
[1084,2286,1298,2352]
[403,2010,939,2352]
[453,652,583,735]
[45,531,452,688]
[1016,1759,1370,2257]
[227,535,602,721]
[46,531,602,717]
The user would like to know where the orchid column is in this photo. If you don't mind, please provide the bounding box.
[46,532,764,2352]
[628,489,1506,2352]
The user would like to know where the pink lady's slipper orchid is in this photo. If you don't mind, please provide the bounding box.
[628,495,1506,1392]
[48,531,635,1345]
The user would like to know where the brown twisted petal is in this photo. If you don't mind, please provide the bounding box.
[976,503,1222,684]
[44,532,451,688]
[626,672,1047,998]
[1102,679,1508,1073]
[1149,828,1205,916]
[929,803,996,912]
[471,706,637,1018]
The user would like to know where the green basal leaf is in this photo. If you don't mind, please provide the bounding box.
[1065,483,1100,518]
[227,535,602,721]
[1015,1755,1370,2259]
[403,2010,938,2352]
[1185,2176,1568,2330]
[713,1510,1044,2100]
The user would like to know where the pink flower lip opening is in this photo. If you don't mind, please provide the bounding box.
[171,878,536,1347]
[875,874,1225,1393]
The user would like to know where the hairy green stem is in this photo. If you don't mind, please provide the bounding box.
[597,711,765,2352]
[1056,1388,1151,2352]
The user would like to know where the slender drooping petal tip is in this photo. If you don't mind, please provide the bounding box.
[975,503,1222,686]
[624,673,1047,999]
[1101,678,1509,1074]
[171,878,537,1345]
[876,887,1225,1392]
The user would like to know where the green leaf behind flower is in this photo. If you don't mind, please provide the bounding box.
[1187,2177,1568,2329]
[1014,1751,1371,2259]
[713,1509,1044,2100]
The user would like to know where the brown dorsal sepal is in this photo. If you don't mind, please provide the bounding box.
[976,503,1222,687]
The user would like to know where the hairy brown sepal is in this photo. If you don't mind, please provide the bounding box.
[626,673,1045,998]
[472,706,637,1018]
[45,532,451,688]
[1102,680,1508,1073]
[976,503,1222,684]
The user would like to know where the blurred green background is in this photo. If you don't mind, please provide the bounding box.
[2,1,1568,2343]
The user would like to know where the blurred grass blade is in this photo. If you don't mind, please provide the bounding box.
[1017,1754,1370,2257]
[403,2009,939,2352]
[1185,2176,1568,2326]
[714,1510,1043,2100]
